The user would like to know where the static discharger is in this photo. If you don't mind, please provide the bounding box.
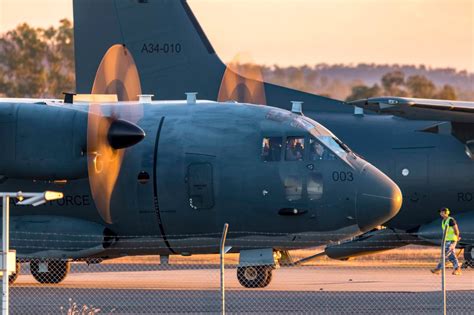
[291,101,303,115]
[186,92,197,104]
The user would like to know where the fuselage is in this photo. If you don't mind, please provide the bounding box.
[0,100,400,258]
[312,111,473,231]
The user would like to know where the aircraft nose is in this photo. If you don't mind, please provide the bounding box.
[356,164,402,232]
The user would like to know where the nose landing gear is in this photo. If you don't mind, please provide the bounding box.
[237,265,273,288]
[237,248,282,288]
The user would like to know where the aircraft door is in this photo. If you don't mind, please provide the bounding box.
[187,162,215,209]
[394,150,429,205]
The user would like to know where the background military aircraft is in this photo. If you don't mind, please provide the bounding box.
[0,47,401,286]
[73,0,474,266]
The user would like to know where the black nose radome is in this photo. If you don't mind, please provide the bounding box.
[356,164,402,232]
[107,119,146,149]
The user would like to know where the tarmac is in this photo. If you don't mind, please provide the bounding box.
[7,263,474,314]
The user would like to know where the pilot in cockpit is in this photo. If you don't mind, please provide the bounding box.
[310,139,336,161]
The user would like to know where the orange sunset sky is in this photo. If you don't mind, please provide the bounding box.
[0,0,473,72]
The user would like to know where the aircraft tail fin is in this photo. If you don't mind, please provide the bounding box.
[73,0,226,99]
[74,0,347,112]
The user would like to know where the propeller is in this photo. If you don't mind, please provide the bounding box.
[88,44,145,224]
[217,52,267,105]
[91,44,142,102]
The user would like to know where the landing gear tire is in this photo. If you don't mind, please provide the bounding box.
[30,260,70,284]
[237,265,273,288]
[8,261,21,284]
[462,246,474,269]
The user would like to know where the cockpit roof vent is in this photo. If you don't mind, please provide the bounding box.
[138,94,154,103]
[291,101,303,115]
[186,92,197,104]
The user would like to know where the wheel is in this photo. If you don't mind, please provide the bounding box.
[30,260,70,284]
[8,261,21,284]
[237,265,273,288]
[463,246,474,268]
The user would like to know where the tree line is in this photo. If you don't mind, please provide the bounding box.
[0,19,74,98]
[0,20,470,101]
[345,71,457,101]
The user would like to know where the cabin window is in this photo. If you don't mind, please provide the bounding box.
[285,137,305,161]
[261,137,282,162]
[284,176,303,201]
[308,173,323,200]
[309,137,336,161]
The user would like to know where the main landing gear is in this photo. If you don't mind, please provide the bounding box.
[462,246,474,269]
[30,259,70,284]
[8,261,21,284]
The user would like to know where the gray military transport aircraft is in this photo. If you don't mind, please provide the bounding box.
[73,0,474,266]
[0,61,401,287]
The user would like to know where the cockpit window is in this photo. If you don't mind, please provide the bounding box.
[261,137,282,162]
[317,136,349,158]
[285,137,305,161]
[309,137,336,161]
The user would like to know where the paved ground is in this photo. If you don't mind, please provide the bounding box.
[7,264,474,314]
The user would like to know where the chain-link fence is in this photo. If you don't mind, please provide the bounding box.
[4,231,474,314]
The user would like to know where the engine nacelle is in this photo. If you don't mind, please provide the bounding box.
[0,103,88,179]
[11,215,114,259]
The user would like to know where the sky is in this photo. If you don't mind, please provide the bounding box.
[0,0,472,72]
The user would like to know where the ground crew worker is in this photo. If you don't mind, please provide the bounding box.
[431,207,462,275]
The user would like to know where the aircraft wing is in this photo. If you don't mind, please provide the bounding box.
[349,97,474,123]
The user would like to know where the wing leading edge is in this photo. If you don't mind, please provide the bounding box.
[349,97,474,123]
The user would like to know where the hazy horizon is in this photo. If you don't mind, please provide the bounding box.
[0,0,473,73]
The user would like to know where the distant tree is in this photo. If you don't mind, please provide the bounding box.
[406,75,436,98]
[434,84,457,100]
[0,23,47,97]
[43,19,75,97]
[345,84,382,102]
[0,19,74,98]
[381,71,407,96]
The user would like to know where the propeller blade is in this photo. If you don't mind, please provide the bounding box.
[87,106,122,224]
[88,44,144,224]
[217,52,267,105]
[92,44,142,101]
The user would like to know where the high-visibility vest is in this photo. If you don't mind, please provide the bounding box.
[442,217,458,242]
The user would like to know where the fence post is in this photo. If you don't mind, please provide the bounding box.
[2,195,9,315]
[441,223,448,315]
[220,223,229,315]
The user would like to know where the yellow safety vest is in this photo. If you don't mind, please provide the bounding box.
[442,217,458,242]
